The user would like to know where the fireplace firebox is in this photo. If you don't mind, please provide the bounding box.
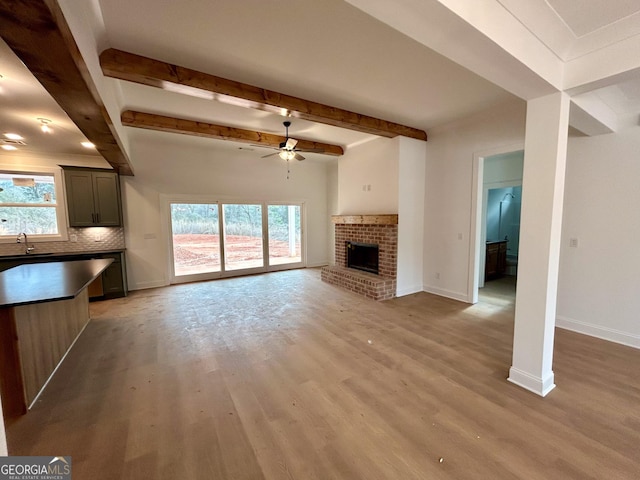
[346,241,379,275]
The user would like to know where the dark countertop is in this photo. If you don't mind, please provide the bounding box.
[0,249,125,261]
[0,259,113,308]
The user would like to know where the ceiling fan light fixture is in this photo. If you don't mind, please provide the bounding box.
[38,118,52,133]
[279,150,295,161]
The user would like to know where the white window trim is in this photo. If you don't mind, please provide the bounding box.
[0,164,69,243]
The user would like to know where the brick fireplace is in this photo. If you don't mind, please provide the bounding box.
[321,214,398,300]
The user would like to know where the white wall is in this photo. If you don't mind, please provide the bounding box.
[397,137,426,296]
[121,179,167,289]
[122,134,331,290]
[484,151,524,184]
[557,126,640,348]
[327,160,339,265]
[338,137,399,214]
[423,100,527,301]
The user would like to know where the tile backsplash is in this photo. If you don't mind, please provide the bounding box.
[0,227,125,256]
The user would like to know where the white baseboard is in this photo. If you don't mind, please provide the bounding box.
[307,262,329,268]
[556,315,640,349]
[129,279,168,291]
[507,367,555,397]
[396,284,423,297]
[422,284,470,303]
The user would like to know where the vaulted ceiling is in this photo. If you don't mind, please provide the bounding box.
[1,0,640,174]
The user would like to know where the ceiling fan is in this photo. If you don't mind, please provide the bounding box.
[262,121,306,161]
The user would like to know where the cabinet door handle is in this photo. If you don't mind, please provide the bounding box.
[96,212,100,223]
[91,213,95,223]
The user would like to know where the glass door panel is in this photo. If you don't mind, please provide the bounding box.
[268,204,301,266]
[222,204,264,271]
[170,203,221,276]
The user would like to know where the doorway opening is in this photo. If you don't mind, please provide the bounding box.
[469,147,524,303]
[485,186,521,280]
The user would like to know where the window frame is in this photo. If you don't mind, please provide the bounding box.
[0,165,69,243]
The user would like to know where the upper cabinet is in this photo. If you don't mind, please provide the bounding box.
[63,167,122,227]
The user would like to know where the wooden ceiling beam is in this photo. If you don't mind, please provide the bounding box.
[121,111,345,156]
[0,1,134,175]
[101,49,428,142]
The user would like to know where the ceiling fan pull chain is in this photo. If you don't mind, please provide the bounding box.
[287,158,290,180]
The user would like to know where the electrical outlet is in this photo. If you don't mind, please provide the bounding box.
[569,238,578,248]
[70,234,78,242]
[435,272,440,279]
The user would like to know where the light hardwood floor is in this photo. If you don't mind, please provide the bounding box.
[6,269,640,479]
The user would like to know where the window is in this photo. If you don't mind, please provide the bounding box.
[0,169,68,241]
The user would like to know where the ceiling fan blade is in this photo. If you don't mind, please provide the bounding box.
[251,144,279,150]
[261,152,280,158]
[286,138,298,149]
[294,152,306,161]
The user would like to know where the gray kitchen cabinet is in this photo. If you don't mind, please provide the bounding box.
[63,167,122,227]
[101,252,126,298]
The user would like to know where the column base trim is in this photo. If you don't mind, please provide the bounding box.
[508,367,556,397]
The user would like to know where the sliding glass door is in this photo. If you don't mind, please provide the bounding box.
[222,204,264,272]
[169,200,304,283]
[268,204,302,268]
[170,203,221,277]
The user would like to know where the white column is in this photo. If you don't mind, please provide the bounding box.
[508,92,570,396]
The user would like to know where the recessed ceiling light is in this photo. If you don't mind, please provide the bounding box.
[1,145,18,151]
[4,133,24,141]
[81,141,95,149]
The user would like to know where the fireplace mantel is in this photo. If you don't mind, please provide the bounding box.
[331,214,398,225]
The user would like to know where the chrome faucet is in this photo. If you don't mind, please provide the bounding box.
[16,232,35,254]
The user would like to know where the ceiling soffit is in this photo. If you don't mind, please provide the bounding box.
[498,0,640,61]
[0,0,133,175]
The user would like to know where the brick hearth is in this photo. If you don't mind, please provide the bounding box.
[321,215,397,300]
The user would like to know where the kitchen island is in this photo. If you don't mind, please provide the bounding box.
[0,259,112,419]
